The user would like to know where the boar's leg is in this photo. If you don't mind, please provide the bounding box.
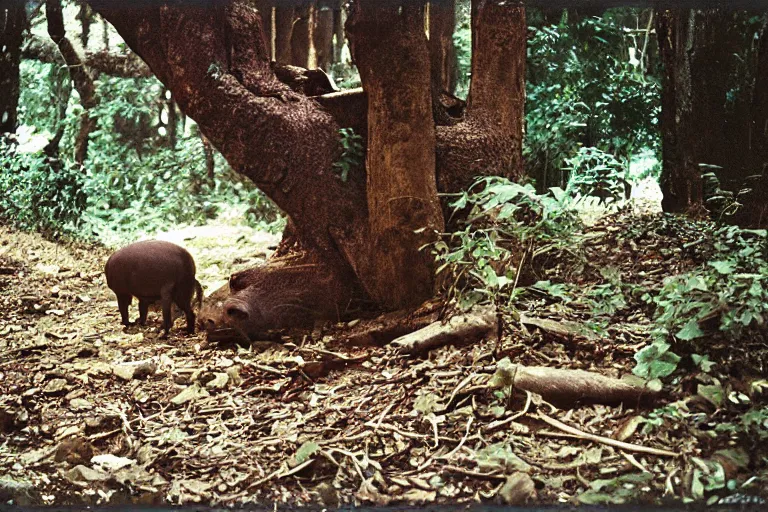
[178,299,196,335]
[184,308,196,334]
[138,299,150,326]
[116,294,132,326]
[160,285,174,338]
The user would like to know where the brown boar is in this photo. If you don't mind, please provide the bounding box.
[201,252,360,340]
[105,240,203,338]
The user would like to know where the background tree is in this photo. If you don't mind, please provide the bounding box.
[46,0,96,164]
[1,1,26,136]
[290,1,312,68]
[254,0,274,60]
[656,9,733,214]
[314,0,334,71]
[274,2,294,64]
[429,0,458,95]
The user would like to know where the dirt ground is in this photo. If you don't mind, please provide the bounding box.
[0,208,765,507]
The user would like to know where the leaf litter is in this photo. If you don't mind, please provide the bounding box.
[0,210,766,507]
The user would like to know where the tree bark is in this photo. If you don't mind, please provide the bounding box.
[254,0,273,61]
[655,9,731,214]
[274,4,294,64]
[167,95,178,149]
[291,2,312,68]
[314,0,334,71]
[1,1,25,136]
[102,17,109,50]
[47,0,97,165]
[201,133,215,182]
[347,0,445,309]
[429,0,457,94]
[434,0,526,198]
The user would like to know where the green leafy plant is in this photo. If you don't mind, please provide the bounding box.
[432,177,582,310]
[634,225,768,379]
[564,146,631,204]
[332,128,364,182]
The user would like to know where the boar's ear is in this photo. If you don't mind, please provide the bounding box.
[229,271,248,292]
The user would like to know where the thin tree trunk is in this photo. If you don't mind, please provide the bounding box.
[274,4,294,64]
[291,2,312,68]
[201,133,215,182]
[332,0,344,65]
[314,0,334,71]
[102,17,109,50]
[254,1,273,61]
[0,1,25,135]
[751,17,768,172]
[47,0,97,165]
[78,1,91,49]
[43,59,72,158]
[348,0,445,309]
[167,97,178,149]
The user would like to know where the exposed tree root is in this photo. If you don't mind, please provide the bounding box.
[390,305,497,354]
[510,364,660,408]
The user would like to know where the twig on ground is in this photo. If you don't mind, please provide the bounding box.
[537,412,678,457]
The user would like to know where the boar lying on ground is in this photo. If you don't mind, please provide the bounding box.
[200,252,360,341]
[105,240,203,338]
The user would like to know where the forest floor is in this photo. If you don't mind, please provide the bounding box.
[1,193,766,507]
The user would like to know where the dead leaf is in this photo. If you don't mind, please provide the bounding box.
[499,472,536,505]
[61,465,110,485]
[170,383,210,405]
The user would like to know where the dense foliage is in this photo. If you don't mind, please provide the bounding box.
[0,140,87,236]
[524,9,661,191]
[2,60,282,244]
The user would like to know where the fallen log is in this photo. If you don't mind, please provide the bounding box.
[390,305,497,354]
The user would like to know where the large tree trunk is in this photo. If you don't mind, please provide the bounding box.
[314,0,334,71]
[737,16,768,228]
[656,9,731,214]
[90,1,362,258]
[347,0,445,309]
[435,0,526,197]
[291,2,312,68]
[47,0,97,164]
[274,4,294,64]
[1,1,25,136]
